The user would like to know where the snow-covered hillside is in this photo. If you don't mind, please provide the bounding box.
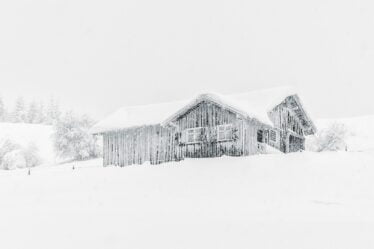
[0,123,55,164]
[0,152,374,249]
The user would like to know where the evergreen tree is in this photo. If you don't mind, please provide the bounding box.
[35,102,46,124]
[27,101,38,124]
[46,97,61,125]
[12,97,27,123]
[0,97,6,122]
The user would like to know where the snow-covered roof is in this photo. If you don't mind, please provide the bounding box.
[90,100,190,134]
[91,86,312,134]
[163,87,297,127]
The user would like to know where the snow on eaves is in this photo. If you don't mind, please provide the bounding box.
[91,86,298,134]
[228,86,297,121]
[90,100,190,134]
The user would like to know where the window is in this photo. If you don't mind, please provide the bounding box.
[185,127,204,144]
[270,130,277,142]
[217,124,233,141]
[264,131,269,143]
[257,130,263,143]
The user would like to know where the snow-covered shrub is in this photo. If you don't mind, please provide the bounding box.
[307,123,348,152]
[0,139,20,166]
[0,140,43,170]
[53,112,101,161]
[2,150,27,170]
[22,143,42,168]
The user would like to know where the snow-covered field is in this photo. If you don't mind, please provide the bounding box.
[1,153,374,249]
[1,116,374,249]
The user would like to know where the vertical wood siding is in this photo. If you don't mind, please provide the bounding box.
[268,97,306,153]
[102,101,265,167]
[103,125,181,167]
[174,101,260,158]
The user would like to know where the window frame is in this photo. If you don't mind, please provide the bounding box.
[269,130,277,142]
[257,129,264,143]
[185,127,205,144]
[217,124,233,142]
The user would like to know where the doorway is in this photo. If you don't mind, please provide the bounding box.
[288,135,304,152]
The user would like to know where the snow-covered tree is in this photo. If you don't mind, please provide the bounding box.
[45,97,61,125]
[2,150,27,170]
[0,139,20,167]
[12,97,27,123]
[35,102,46,124]
[0,139,42,170]
[27,101,39,124]
[307,123,348,152]
[0,97,6,122]
[53,111,101,161]
[23,143,42,168]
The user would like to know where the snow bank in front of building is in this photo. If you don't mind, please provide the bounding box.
[0,151,374,249]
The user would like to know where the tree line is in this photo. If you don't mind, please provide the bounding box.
[0,96,61,125]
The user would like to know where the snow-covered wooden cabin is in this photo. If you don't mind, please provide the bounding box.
[91,87,316,167]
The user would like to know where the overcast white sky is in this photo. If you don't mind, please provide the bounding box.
[1,0,374,120]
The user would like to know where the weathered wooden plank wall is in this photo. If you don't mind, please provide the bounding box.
[174,101,261,158]
[268,97,306,153]
[103,125,180,167]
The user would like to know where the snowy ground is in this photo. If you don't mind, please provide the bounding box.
[1,116,374,248]
[1,152,374,249]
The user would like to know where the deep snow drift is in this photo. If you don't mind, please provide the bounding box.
[1,152,374,249]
